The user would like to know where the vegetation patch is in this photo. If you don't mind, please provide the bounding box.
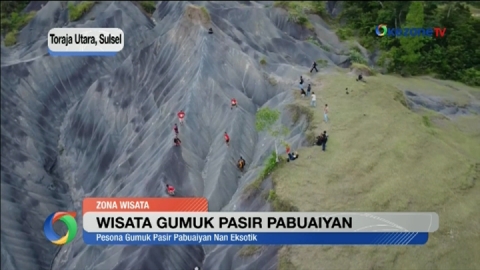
[200,6,211,23]
[259,57,267,65]
[348,49,368,66]
[335,27,353,41]
[315,59,328,68]
[139,1,156,15]
[339,1,480,86]
[278,247,297,270]
[268,77,277,86]
[238,246,262,257]
[267,189,298,211]
[245,151,282,193]
[1,2,36,47]
[273,1,325,30]
[393,90,408,108]
[350,63,376,76]
[422,115,432,127]
[306,36,320,47]
[68,1,96,22]
[286,103,316,144]
[287,103,314,127]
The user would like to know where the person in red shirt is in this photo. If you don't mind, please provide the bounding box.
[231,98,237,110]
[224,132,230,146]
[166,184,175,195]
[286,144,291,154]
[177,110,185,125]
[173,123,179,135]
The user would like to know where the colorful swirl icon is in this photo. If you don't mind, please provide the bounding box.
[43,212,77,245]
[376,24,388,37]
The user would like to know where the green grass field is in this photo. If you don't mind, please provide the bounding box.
[273,71,480,270]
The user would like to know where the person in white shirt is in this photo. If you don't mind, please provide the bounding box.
[324,104,329,122]
[310,92,316,107]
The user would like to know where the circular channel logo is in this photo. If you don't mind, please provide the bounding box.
[43,212,77,245]
[376,24,388,37]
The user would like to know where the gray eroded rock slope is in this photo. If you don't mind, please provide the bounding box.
[1,1,350,270]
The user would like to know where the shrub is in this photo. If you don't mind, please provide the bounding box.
[287,104,314,127]
[68,1,96,22]
[139,1,156,15]
[459,67,480,86]
[1,11,36,47]
[306,36,321,47]
[349,49,368,65]
[245,152,282,192]
[260,57,267,65]
[275,1,316,30]
[336,27,353,41]
[4,30,18,46]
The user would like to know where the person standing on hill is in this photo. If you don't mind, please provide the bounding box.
[224,132,230,147]
[231,98,237,110]
[321,131,328,151]
[299,76,305,92]
[324,104,329,122]
[311,92,317,107]
[173,124,179,135]
[237,156,246,171]
[174,136,181,146]
[310,61,318,73]
[177,110,185,125]
[307,84,311,96]
[166,184,175,195]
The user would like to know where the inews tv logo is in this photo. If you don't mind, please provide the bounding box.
[376,24,447,38]
[43,212,77,245]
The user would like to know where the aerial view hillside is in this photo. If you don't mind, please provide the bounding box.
[1,1,479,270]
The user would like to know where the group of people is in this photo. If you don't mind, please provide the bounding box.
[299,75,318,108]
[168,61,330,194]
[167,99,242,195]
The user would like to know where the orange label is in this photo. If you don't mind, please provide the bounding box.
[82,197,208,215]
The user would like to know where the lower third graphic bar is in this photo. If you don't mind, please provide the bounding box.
[84,232,428,245]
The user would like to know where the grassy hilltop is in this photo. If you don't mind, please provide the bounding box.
[273,70,480,270]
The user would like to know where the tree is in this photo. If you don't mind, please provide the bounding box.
[398,1,425,73]
[255,107,289,162]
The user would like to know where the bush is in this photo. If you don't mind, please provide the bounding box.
[287,103,314,127]
[260,57,267,65]
[316,59,328,67]
[336,28,353,41]
[139,1,156,15]
[275,1,315,30]
[306,36,321,47]
[1,11,36,47]
[4,30,17,46]
[459,67,480,86]
[245,152,282,192]
[68,1,96,22]
[349,50,368,65]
